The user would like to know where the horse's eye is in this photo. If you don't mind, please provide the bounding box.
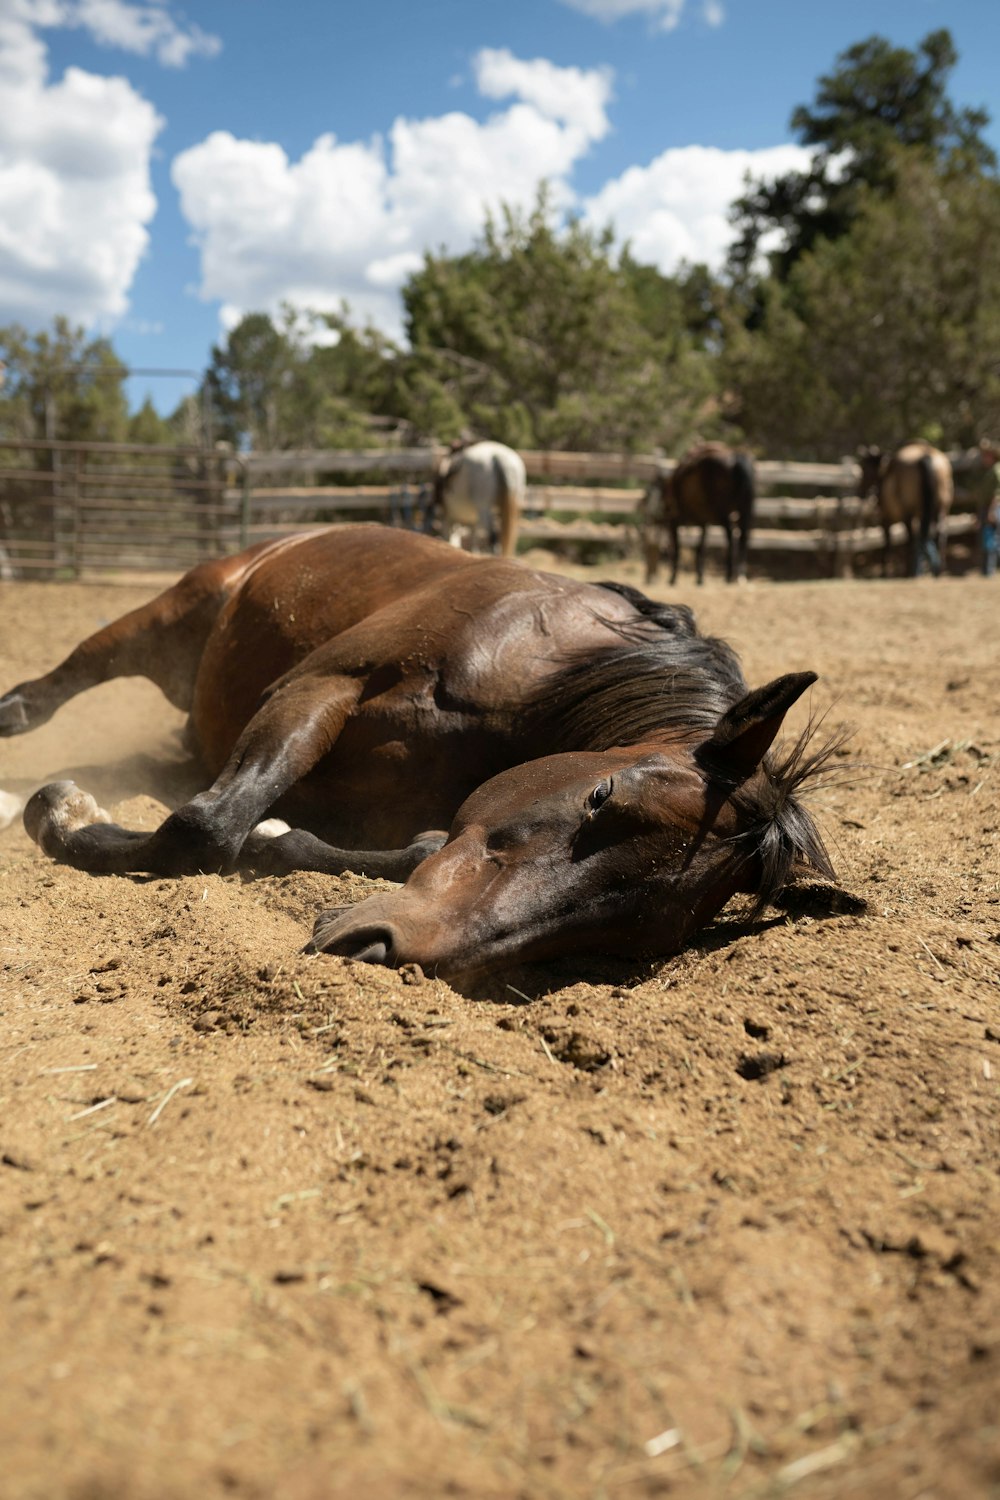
[587,779,613,814]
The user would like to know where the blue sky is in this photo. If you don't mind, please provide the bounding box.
[5,0,998,414]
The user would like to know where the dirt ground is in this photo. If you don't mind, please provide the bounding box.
[0,550,997,1500]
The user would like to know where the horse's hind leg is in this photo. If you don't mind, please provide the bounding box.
[936,522,947,576]
[0,555,243,738]
[642,528,660,585]
[240,823,447,880]
[736,519,750,583]
[669,523,680,586]
[695,526,708,586]
[724,521,736,583]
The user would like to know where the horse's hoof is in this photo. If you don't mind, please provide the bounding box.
[0,691,30,736]
[23,781,111,854]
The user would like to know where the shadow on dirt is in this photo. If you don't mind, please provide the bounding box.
[450,882,869,1003]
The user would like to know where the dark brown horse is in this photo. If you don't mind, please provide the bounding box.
[1,525,838,982]
[857,441,953,577]
[643,442,755,586]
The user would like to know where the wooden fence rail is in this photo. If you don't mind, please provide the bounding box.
[0,440,983,579]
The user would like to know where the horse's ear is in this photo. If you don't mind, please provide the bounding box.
[696,672,816,785]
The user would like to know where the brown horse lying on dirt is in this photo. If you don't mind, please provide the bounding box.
[857,441,953,577]
[643,442,755,586]
[0,525,838,981]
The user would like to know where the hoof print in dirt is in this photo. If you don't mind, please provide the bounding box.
[736,1050,788,1081]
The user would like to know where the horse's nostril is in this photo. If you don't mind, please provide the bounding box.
[307,913,396,965]
[348,938,390,965]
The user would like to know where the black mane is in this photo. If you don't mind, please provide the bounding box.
[525,591,748,753]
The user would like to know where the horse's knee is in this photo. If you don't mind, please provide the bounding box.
[147,795,246,874]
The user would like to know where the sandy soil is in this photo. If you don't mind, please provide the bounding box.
[0,552,998,1500]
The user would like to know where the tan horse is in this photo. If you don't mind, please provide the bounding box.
[1,525,838,983]
[433,440,524,556]
[857,441,953,577]
[643,442,755,586]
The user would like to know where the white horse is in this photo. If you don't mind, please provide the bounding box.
[433,441,525,557]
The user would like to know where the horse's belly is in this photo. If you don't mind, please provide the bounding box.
[297,728,505,847]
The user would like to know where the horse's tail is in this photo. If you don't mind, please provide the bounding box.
[731,453,755,528]
[917,452,936,544]
[492,452,522,558]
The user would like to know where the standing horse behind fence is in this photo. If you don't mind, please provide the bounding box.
[857,441,953,578]
[433,440,525,557]
[643,443,755,586]
[0,525,841,984]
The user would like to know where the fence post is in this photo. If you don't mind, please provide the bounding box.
[72,448,83,578]
[239,458,250,551]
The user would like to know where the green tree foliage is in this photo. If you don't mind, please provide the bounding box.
[202,305,402,451]
[0,318,129,443]
[202,309,302,450]
[400,194,722,452]
[724,153,1000,456]
[127,396,175,446]
[729,29,996,285]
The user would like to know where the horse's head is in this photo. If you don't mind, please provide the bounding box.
[857,445,883,496]
[309,673,836,981]
[638,471,674,533]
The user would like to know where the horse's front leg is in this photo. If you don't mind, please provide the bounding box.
[240,823,448,880]
[668,522,680,586]
[23,674,362,877]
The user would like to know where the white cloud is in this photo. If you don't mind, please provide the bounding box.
[583,143,814,272]
[0,6,162,324]
[172,50,613,339]
[16,0,221,68]
[474,47,612,141]
[172,49,809,341]
[559,0,722,32]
